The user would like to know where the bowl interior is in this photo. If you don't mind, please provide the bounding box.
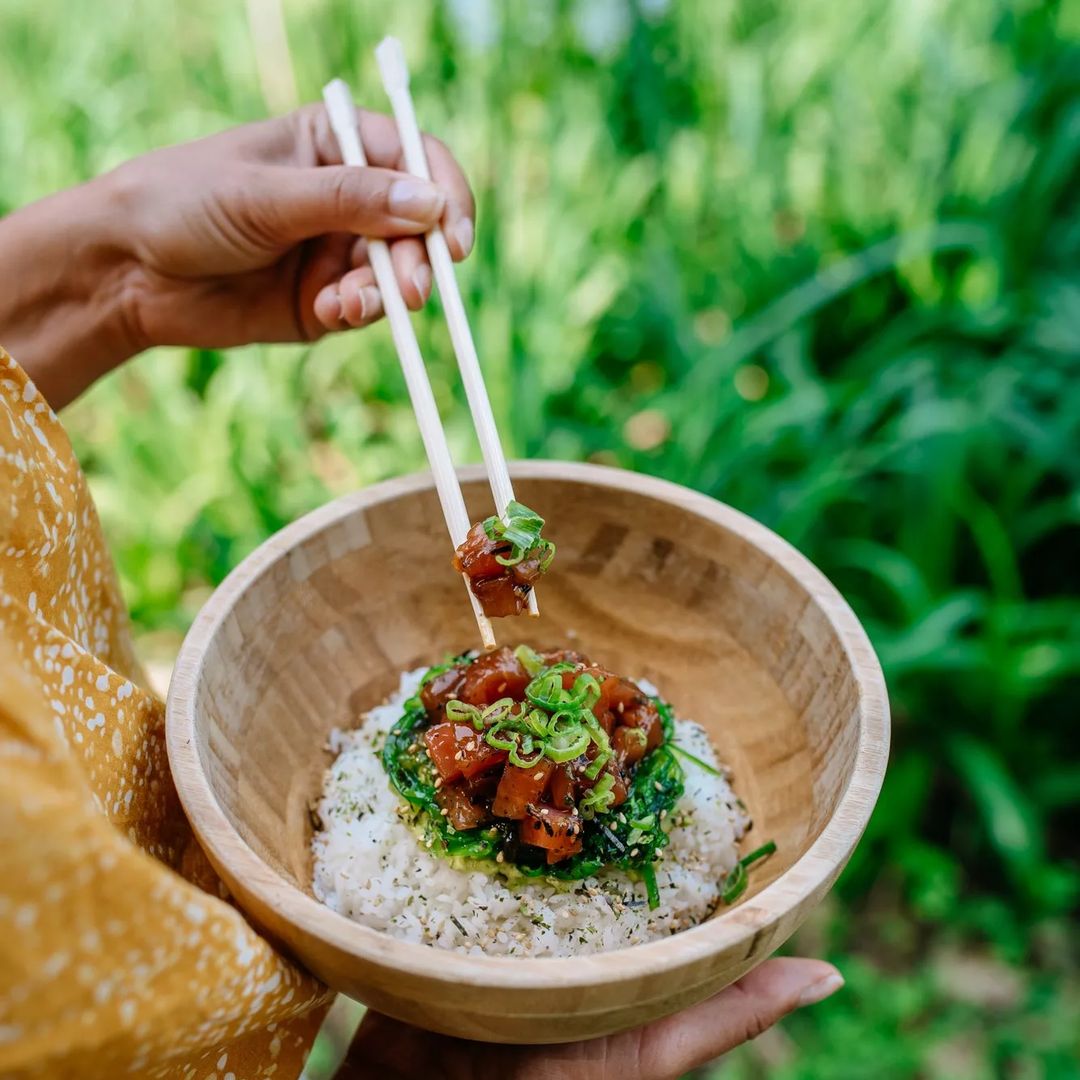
[191,470,863,922]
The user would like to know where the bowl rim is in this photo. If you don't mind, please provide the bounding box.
[167,460,889,991]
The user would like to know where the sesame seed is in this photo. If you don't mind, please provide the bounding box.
[496,851,505,863]
[440,808,449,816]
[434,778,443,789]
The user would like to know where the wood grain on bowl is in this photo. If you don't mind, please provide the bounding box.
[166,462,889,1043]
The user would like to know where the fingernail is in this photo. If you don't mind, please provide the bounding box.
[358,285,382,322]
[412,264,432,303]
[389,178,444,222]
[455,218,474,258]
[798,972,844,1007]
[315,285,344,325]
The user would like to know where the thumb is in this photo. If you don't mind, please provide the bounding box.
[629,957,844,1078]
[339,958,843,1080]
[251,164,446,243]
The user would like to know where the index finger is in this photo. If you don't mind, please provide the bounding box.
[292,103,476,261]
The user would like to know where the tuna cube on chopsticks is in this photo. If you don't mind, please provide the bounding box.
[453,501,555,618]
[321,39,555,649]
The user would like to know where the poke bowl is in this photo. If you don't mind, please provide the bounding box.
[165,461,889,1043]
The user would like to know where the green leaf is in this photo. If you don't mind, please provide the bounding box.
[948,735,1045,878]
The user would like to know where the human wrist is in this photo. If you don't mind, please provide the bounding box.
[0,173,147,408]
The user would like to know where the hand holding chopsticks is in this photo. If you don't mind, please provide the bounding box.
[323,79,496,651]
[324,58,540,650]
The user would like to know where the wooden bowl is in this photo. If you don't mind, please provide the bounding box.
[166,462,889,1043]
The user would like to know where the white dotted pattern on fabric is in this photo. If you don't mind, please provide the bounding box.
[0,349,330,1079]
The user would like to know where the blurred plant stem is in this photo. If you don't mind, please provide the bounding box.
[246,0,298,113]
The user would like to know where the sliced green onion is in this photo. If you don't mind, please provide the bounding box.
[667,743,722,776]
[500,525,534,551]
[547,710,580,737]
[506,499,544,522]
[484,721,518,752]
[583,750,610,780]
[579,773,616,819]
[721,841,777,904]
[481,698,515,726]
[482,502,550,568]
[524,664,576,711]
[501,501,544,545]
[629,814,656,830]
[514,644,544,677]
[720,862,747,904]
[740,841,777,867]
[509,742,545,769]
[537,540,556,572]
[545,726,590,763]
[582,713,610,752]
[567,672,601,710]
[521,708,552,738]
[445,699,481,727]
[541,709,590,762]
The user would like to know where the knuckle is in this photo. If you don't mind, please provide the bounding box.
[728,980,777,1045]
[329,167,353,214]
[329,169,386,225]
[103,159,143,214]
[293,101,325,127]
[289,101,327,146]
[740,1006,773,1043]
[328,169,362,221]
[225,163,258,202]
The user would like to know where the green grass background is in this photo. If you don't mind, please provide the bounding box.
[2,0,1077,1075]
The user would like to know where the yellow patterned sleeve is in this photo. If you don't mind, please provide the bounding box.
[0,349,332,1079]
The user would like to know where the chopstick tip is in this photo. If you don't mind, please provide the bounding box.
[322,79,357,134]
[375,36,410,92]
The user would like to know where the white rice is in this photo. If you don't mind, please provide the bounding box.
[311,668,750,957]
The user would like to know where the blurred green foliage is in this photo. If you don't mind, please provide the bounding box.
[2,0,1077,1075]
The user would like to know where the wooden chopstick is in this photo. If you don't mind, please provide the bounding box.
[322,79,497,651]
[374,37,541,618]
